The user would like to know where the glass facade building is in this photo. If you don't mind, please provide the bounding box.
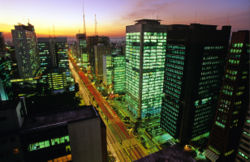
[160,24,231,143]
[113,55,125,94]
[206,31,249,161]
[125,19,167,119]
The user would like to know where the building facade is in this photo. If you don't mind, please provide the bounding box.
[125,19,167,119]
[160,24,231,143]
[113,54,125,94]
[206,30,249,161]
[11,23,40,78]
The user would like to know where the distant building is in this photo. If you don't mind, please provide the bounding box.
[11,23,40,78]
[206,30,249,161]
[125,19,167,119]
[112,51,125,94]
[87,36,110,72]
[94,43,110,79]
[103,54,112,86]
[0,56,12,101]
[0,32,5,55]
[37,38,55,71]
[55,37,68,70]
[160,24,231,144]
[76,33,88,68]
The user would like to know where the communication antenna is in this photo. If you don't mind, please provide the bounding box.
[83,0,86,35]
[53,25,55,38]
[95,14,97,36]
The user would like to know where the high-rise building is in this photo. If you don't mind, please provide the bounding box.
[37,38,54,71]
[113,54,125,94]
[125,19,167,119]
[0,56,12,101]
[11,23,40,78]
[94,43,110,79]
[103,54,112,86]
[236,105,250,162]
[160,24,231,144]
[87,36,110,72]
[0,32,5,55]
[206,31,249,161]
[76,34,88,68]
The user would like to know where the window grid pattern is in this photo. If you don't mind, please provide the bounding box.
[192,46,225,138]
[161,44,185,136]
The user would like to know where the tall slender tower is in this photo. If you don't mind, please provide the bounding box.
[206,30,249,161]
[12,23,40,78]
[125,19,167,120]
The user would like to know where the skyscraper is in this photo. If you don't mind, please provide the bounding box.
[160,24,231,143]
[236,105,250,161]
[125,19,167,119]
[87,36,110,72]
[94,43,110,79]
[206,30,249,161]
[76,33,88,68]
[12,23,40,78]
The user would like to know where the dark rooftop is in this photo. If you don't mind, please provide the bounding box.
[22,106,98,132]
[0,100,19,110]
[136,144,196,162]
[135,19,161,25]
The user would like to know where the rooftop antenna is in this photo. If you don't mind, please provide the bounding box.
[226,13,230,25]
[53,25,55,38]
[82,0,86,35]
[49,28,51,38]
[95,14,97,36]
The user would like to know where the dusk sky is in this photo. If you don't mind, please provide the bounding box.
[0,0,250,39]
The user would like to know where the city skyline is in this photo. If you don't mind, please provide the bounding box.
[1,0,250,40]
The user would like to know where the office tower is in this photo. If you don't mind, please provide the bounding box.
[76,33,88,68]
[0,57,12,101]
[160,24,231,144]
[0,32,5,55]
[87,36,110,72]
[103,54,112,86]
[37,38,54,71]
[11,23,40,78]
[94,43,110,79]
[125,19,167,119]
[206,31,249,161]
[236,105,250,161]
[113,54,125,94]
